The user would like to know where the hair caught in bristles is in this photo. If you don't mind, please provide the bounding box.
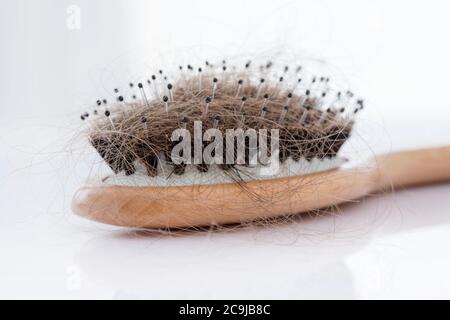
[80,59,364,179]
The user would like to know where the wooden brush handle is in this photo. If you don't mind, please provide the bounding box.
[374,146,450,190]
[72,146,450,228]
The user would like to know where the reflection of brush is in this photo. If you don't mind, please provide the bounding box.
[72,58,450,228]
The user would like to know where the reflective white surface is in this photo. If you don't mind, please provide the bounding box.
[1,0,450,299]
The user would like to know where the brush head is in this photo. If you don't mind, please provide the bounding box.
[80,58,363,185]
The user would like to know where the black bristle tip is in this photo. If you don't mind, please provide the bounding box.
[238,79,243,85]
[138,83,143,88]
[96,100,101,106]
[181,116,189,123]
[117,96,124,102]
[80,115,85,121]
[306,89,310,95]
[163,96,169,102]
[283,105,289,111]
[260,78,265,83]
[129,82,134,87]
[287,93,293,98]
[263,94,269,99]
[167,83,173,90]
[141,117,147,123]
[213,78,218,83]
[152,75,156,80]
[241,96,247,101]
[198,68,202,72]
[205,96,212,103]
[105,110,110,117]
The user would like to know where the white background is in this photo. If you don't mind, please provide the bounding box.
[0,0,449,299]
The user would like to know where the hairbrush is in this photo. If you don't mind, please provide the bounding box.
[72,58,450,229]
